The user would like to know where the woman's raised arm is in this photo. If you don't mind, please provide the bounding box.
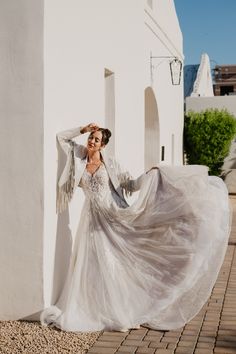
[56,126,84,155]
[57,123,99,156]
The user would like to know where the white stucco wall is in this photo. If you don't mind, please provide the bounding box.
[0,0,184,319]
[150,0,182,53]
[144,0,184,165]
[43,0,184,308]
[0,0,44,319]
[186,96,236,117]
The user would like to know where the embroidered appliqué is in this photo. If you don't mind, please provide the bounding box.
[80,163,128,209]
[80,164,110,200]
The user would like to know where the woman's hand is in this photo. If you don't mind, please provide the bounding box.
[146,166,159,174]
[81,123,100,134]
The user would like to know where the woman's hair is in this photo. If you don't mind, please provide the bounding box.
[98,128,112,145]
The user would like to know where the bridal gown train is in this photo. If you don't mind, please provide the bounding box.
[40,163,231,332]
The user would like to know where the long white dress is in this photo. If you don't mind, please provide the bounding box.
[40,162,231,332]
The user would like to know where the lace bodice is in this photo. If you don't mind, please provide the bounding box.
[79,163,128,208]
[79,163,110,199]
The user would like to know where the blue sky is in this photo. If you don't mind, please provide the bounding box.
[174,0,236,67]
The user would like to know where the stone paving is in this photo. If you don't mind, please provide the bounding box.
[87,197,236,354]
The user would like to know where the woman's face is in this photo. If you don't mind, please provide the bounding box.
[87,130,104,152]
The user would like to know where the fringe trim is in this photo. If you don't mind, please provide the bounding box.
[56,142,76,213]
[119,171,134,197]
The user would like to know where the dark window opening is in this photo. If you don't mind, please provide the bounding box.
[220,86,234,95]
[161,146,165,161]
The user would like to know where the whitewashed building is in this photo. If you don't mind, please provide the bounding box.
[184,53,214,98]
[0,0,184,320]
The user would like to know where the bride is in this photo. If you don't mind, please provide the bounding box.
[40,122,231,332]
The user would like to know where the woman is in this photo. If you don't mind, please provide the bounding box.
[40,123,231,332]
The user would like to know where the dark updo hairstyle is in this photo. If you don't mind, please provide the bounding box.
[98,128,112,146]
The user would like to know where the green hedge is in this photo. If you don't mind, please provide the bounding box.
[184,109,236,175]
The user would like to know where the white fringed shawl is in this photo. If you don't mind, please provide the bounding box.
[56,140,76,213]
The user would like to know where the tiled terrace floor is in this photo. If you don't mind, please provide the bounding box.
[87,197,236,354]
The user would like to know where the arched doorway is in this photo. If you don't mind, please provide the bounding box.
[145,87,160,170]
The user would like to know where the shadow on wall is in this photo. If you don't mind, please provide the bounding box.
[22,141,73,321]
[51,140,73,305]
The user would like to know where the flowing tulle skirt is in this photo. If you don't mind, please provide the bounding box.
[41,165,231,332]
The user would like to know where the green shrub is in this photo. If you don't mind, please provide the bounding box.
[184,109,236,175]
